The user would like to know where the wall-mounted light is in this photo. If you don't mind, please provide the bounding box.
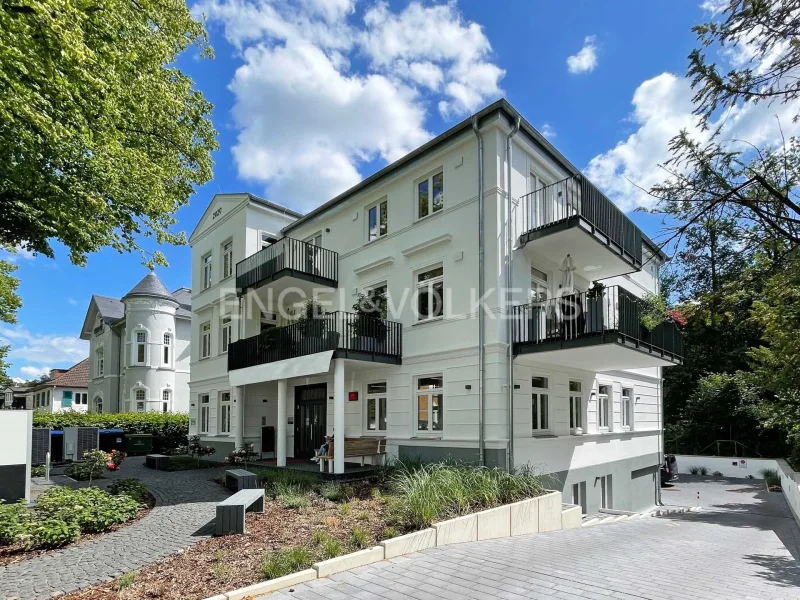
[465,384,472,390]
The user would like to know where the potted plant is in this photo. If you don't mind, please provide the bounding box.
[295,299,326,352]
[585,281,606,333]
[351,293,387,352]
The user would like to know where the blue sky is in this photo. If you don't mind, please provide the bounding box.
[5,0,784,380]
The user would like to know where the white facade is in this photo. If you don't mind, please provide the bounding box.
[188,100,681,514]
[79,274,192,413]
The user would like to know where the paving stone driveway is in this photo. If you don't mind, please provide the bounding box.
[1,457,229,600]
[265,476,800,600]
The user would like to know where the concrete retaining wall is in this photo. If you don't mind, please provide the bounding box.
[674,454,778,479]
[777,459,800,528]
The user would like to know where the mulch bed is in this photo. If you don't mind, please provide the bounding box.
[63,485,391,600]
[0,493,156,568]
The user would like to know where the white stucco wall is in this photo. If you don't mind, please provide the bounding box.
[674,455,779,479]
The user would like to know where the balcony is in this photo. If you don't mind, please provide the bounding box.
[236,237,338,297]
[512,286,682,371]
[228,311,403,371]
[517,175,644,280]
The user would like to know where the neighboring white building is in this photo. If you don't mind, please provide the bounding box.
[187,99,683,514]
[79,272,192,413]
[25,360,90,413]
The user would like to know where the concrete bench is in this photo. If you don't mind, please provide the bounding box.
[320,437,386,473]
[145,454,170,471]
[215,488,264,535]
[225,468,257,492]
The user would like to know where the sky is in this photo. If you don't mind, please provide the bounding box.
[2,0,794,381]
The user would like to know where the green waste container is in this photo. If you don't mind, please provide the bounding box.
[126,434,153,455]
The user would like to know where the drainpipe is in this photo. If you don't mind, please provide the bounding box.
[472,116,485,467]
[506,116,521,472]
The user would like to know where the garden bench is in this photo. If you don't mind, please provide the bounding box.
[215,488,264,535]
[225,468,257,491]
[145,454,170,471]
[319,437,386,473]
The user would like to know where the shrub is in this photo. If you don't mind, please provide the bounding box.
[699,466,709,476]
[31,465,46,478]
[382,526,398,540]
[760,468,781,488]
[320,483,347,502]
[276,484,311,509]
[312,530,344,559]
[188,436,216,466]
[350,525,370,549]
[25,516,81,549]
[224,444,258,468]
[109,478,150,504]
[0,500,31,545]
[261,547,314,580]
[688,466,700,475]
[712,471,723,476]
[118,571,137,589]
[66,450,109,481]
[339,502,352,516]
[36,486,140,533]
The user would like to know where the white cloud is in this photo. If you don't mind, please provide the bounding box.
[1,246,35,264]
[194,0,504,210]
[700,0,729,15]
[20,365,53,379]
[540,123,556,139]
[0,326,88,367]
[66,298,78,306]
[567,35,598,74]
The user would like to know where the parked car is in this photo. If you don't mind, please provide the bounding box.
[661,454,678,485]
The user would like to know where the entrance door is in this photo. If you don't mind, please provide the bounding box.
[294,383,327,458]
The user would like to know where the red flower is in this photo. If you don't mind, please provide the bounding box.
[667,308,688,326]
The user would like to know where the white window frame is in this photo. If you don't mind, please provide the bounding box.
[530,267,549,303]
[162,389,171,413]
[134,330,147,366]
[260,231,278,249]
[200,394,210,434]
[414,374,444,434]
[366,198,388,243]
[221,316,232,354]
[219,391,231,435]
[134,388,146,413]
[163,333,172,366]
[415,168,444,221]
[221,239,233,280]
[415,264,444,323]
[569,380,584,434]
[200,322,211,359]
[622,387,634,430]
[598,474,612,509]
[93,396,103,414]
[597,384,611,431]
[532,376,550,434]
[96,348,104,377]
[571,482,587,514]
[364,381,388,434]
[202,253,212,290]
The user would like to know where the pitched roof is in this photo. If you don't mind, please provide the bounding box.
[122,272,178,303]
[93,295,125,324]
[27,358,89,392]
[171,287,192,318]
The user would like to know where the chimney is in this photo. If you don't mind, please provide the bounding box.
[49,369,68,380]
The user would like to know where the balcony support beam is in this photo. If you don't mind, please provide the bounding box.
[277,378,287,467]
[333,358,345,474]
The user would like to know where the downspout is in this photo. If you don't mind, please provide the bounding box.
[505,116,521,472]
[472,116,485,467]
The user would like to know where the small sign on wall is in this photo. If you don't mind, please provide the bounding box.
[348,391,358,401]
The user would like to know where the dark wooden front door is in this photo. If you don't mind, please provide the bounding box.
[294,383,327,458]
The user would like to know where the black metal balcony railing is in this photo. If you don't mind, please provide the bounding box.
[512,286,682,360]
[228,311,402,370]
[519,175,644,266]
[235,237,338,293]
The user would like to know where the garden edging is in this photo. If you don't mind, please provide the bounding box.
[203,490,578,600]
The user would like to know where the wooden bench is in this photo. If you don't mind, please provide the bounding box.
[215,488,264,535]
[225,469,257,492]
[145,454,170,471]
[320,437,386,473]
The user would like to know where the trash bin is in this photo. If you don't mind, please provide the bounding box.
[98,429,126,453]
[126,434,153,455]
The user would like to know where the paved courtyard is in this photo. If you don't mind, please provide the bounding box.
[264,476,800,600]
[0,457,229,600]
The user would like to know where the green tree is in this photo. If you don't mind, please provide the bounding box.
[0,0,218,268]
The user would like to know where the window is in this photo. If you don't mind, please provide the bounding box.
[163,333,171,365]
[96,348,104,376]
[62,390,73,408]
[363,284,388,318]
[202,253,212,289]
[77,393,87,405]
[622,388,633,429]
[599,475,612,509]
[598,385,610,430]
[222,240,233,279]
[366,382,387,432]
[415,375,443,432]
[93,397,103,414]
[571,482,587,514]
[162,389,171,413]
[531,267,549,303]
[416,265,444,322]
[135,331,147,364]
[532,376,549,432]
[260,231,278,249]
[221,316,232,353]
[417,170,444,219]
[220,392,231,434]
[367,199,388,241]
[201,322,211,359]
[569,381,583,432]
[200,394,210,434]
[46,390,51,406]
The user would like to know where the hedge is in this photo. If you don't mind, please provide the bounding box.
[32,412,189,451]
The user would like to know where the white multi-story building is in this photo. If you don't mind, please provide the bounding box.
[25,360,90,413]
[187,99,682,514]
[79,272,192,413]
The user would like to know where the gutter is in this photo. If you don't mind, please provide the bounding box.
[505,116,521,471]
[472,116,485,467]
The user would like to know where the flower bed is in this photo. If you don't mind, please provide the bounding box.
[62,462,547,600]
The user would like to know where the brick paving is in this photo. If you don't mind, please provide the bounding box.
[0,457,229,600]
[262,477,800,600]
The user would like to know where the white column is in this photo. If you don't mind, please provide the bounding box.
[235,385,245,449]
[333,358,345,474]
[277,378,287,467]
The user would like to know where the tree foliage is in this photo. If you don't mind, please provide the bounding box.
[0,0,218,268]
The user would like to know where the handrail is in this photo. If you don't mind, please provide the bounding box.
[235,237,338,292]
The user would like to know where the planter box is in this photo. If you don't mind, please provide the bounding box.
[561,505,582,530]
[510,496,540,536]
[224,569,317,600]
[477,504,511,540]
[380,528,437,559]
[538,491,562,532]
[313,546,384,578]
[433,513,478,546]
